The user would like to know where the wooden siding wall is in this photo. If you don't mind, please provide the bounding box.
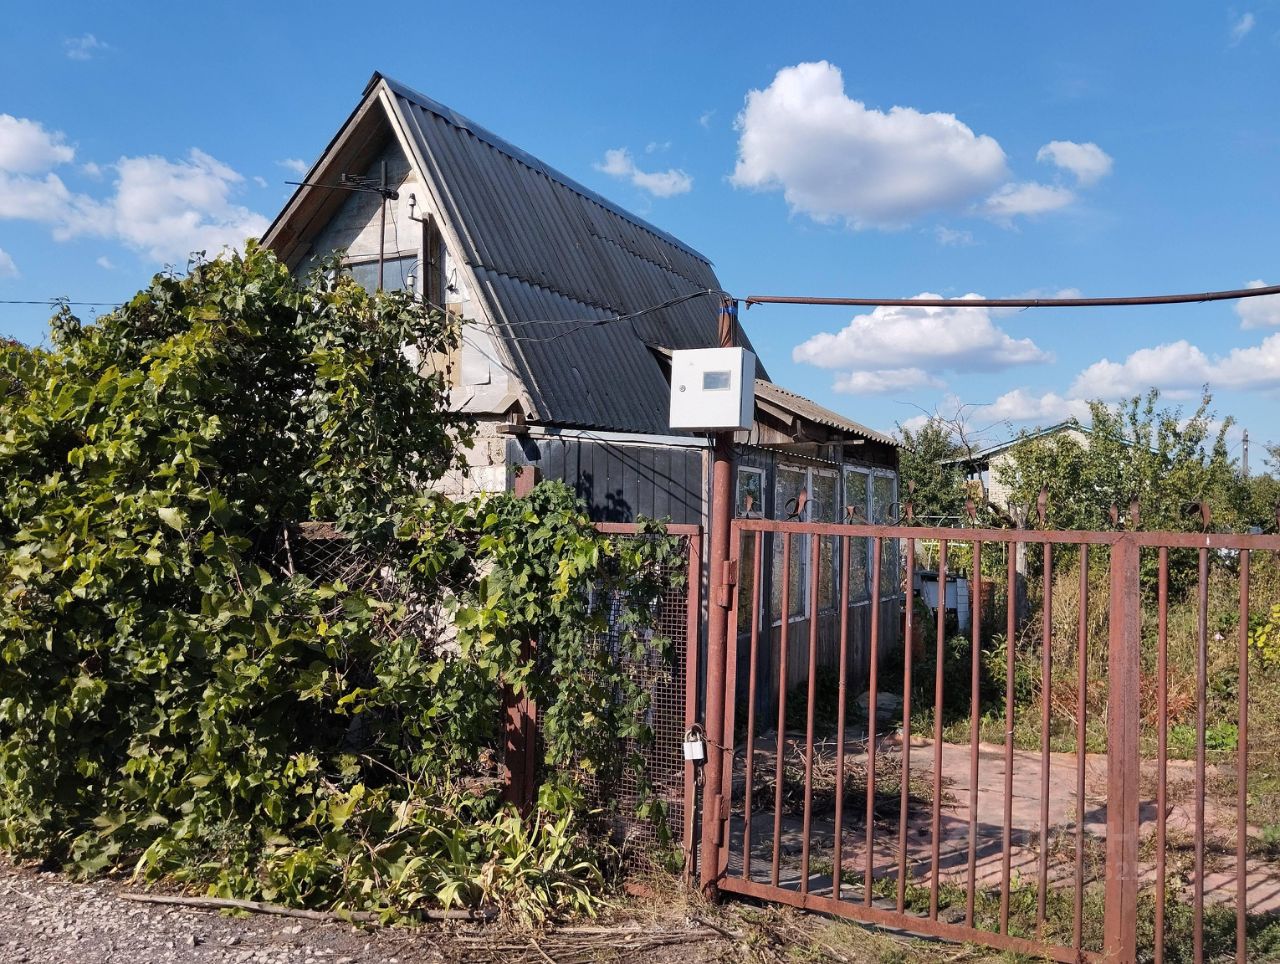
[735,599,903,722]
[505,436,707,526]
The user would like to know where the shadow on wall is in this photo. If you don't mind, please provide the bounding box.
[575,471,633,523]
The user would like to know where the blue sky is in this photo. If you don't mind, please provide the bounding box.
[2,1,1278,457]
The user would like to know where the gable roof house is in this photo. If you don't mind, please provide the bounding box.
[262,73,897,534]
[263,73,903,709]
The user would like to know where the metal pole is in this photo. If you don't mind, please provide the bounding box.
[377,160,387,292]
[699,298,738,897]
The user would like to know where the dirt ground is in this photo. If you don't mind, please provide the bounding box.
[0,859,1004,964]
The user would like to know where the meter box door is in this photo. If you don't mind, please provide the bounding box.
[668,347,755,432]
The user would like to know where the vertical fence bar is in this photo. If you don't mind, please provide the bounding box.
[898,537,915,914]
[801,535,821,897]
[966,540,982,927]
[740,532,763,881]
[1155,547,1169,964]
[1001,543,1017,935]
[1073,544,1089,951]
[1236,549,1250,963]
[771,533,792,888]
[1037,543,1054,937]
[1103,535,1141,960]
[719,527,741,880]
[929,539,948,920]
[1194,547,1208,963]
[833,535,851,901]
[683,531,703,885]
[865,538,883,905]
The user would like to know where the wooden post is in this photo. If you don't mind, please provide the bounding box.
[502,466,541,812]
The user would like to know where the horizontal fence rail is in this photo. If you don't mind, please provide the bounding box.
[710,518,1280,963]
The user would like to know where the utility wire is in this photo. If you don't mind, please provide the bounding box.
[498,288,725,344]
[0,300,123,307]
[745,282,1280,309]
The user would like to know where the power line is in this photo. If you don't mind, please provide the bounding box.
[744,282,1280,310]
[0,299,122,307]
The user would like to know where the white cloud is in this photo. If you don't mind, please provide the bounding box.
[277,157,308,176]
[644,141,670,155]
[730,61,1008,229]
[982,181,1076,222]
[793,293,1052,395]
[1237,280,1280,329]
[64,33,108,61]
[699,110,715,129]
[1070,340,1212,398]
[970,388,1091,425]
[934,225,974,246]
[252,175,268,188]
[833,368,944,395]
[1215,333,1280,390]
[0,248,17,278]
[1230,12,1256,43]
[95,256,114,270]
[0,114,266,264]
[1070,335,1280,397]
[81,161,102,178]
[1036,140,1113,186]
[0,115,75,173]
[60,149,268,261]
[596,147,692,198]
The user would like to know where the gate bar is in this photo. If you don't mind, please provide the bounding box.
[865,538,882,905]
[1238,550,1251,962]
[800,535,821,896]
[833,535,851,901]
[740,532,762,882]
[897,536,915,914]
[771,533,792,887]
[1103,534,1141,959]
[929,539,948,919]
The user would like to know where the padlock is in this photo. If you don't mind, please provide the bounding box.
[682,726,706,763]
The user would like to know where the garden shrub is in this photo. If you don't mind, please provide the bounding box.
[0,245,682,919]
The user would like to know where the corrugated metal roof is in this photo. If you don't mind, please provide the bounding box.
[382,73,770,433]
[754,380,897,446]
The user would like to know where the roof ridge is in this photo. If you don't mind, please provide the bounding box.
[373,72,714,267]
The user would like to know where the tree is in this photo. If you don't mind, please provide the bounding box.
[897,416,968,523]
[995,389,1247,532]
[0,245,680,917]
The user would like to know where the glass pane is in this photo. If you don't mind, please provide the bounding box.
[772,467,807,621]
[737,531,758,633]
[844,467,870,523]
[736,468,763,517]
[844,468,871,603]
[345,255,418,294]
[812,472,837,611]
[872,474,899,597]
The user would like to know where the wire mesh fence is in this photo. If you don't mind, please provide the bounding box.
[274,521,702,877]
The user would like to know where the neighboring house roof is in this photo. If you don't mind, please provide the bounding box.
[753,380,896,446]
[950,419,1087,466]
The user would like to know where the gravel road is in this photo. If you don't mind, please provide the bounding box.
[0,863,735,964]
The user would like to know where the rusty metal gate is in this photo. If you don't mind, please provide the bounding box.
[701,516,1280,962]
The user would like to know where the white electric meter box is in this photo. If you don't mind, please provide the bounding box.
[669,347,755,432]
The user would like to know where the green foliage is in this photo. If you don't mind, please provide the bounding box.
[0,245,683,919]
[995,390,1247,532]
[1251,603,1280,667]
[895,417,968,523]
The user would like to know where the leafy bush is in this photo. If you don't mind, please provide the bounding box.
[0,245,682,919]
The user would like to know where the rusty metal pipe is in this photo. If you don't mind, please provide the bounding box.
[833,535,851,901]
[744,282,1280,310]
[740,533,763,881]
[1237,550,1250,962]
[929,540,948,920]
[697,300,738,897]
[898,537,915,914]
[866,538,882,905]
